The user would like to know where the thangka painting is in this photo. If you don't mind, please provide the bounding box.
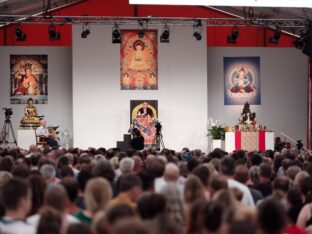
[130,100,158,148]
[10,55,48,104]
[224,57,261,105]
[121,30,158,90]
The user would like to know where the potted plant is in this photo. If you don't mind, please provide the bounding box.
[208,119,225,150]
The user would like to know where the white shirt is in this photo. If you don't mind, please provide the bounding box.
[36,126,49,136]
[27,213,79,228]
[0,216,35,234]
[227,178,255,209]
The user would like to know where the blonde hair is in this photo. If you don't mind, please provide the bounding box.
[184,176,205,205]
[85,178,112,214]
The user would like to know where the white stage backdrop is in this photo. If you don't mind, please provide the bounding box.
[72,25,208,151]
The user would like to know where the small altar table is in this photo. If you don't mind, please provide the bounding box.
[225,131,274,152]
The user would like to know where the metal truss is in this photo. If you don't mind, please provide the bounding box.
[0,15,308,28]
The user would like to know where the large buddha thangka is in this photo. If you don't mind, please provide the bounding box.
[20,98,41,127]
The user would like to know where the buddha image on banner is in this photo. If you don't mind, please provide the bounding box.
[121,30,158,90]
[10,55,48,104]
[224,57,261,105]
[130,100,158,148]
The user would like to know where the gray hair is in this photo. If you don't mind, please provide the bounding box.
[249,165,260,184]
[40,164,56,179]
[119,158,134,175]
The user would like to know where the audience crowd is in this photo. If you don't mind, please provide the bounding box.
[0,144,311,234]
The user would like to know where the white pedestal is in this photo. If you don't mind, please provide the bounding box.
[212,139,224,151]
[17,129,36,150]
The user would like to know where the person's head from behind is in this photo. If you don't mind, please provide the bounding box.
[249,166,260,185]
[220,157,235,176]
[164,163,179,182]
[28,174,47,215]
[67,223,91,234]
[137,193,166,220]
[146,158,165,178]
[44,185,69,213]
[259,163,272,182]
[92,161,115,183]
[257,198,286,234]
[234,165,249,184]
[40,164,56,181]
[2,178,31,218]
[273,176,290,196]
[95,203,135,234]
[184,176,205,205]
[119,174,142,202]
[61,177,79,204]
[201,201,224,233]
[210,175,228,197]
[85,177,112,215]
[119,157,134,175]
[112,217,148,234]
[192,165,211,188]
[37,207,62,234]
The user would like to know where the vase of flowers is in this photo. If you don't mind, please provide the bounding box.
[208,119,225,151]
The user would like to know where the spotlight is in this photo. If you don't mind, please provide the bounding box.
[138,30,144,39]
[268,28,281,44]
[48,24,61,41]
[112,24,121,43]
[15,25,26,41]
[81,24,90,39]
[227,26,239,44]
[193,19,202,41]
[160,24,170,43]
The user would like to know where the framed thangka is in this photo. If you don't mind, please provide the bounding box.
[224,57,261,105]
[121,30,158,90]
[10,55,48,104]
[130,100,158,148]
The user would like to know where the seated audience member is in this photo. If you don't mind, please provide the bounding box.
[28,174,47,216]
[257,198,287,234]
[75,177,112,226]
[252,163,272,197]
[201,201,225,234]
[61,177,80,216]
[148,158,166,192]
[40,164,60,186]
[219,157,255,208]
[271,176,290,202]
[192,165,211,199]
[286,188,305,234]
[36,207,63,234]
[296,176,312,228]
[184,176,206,213]
[67,223,92,234]
[160,184,184,234]
[137,193,166,220]
[27,185,79,229]
[119,158,134,176]
[132,155,143,174]
[0,178,35,234]
[234,165,263,204]
[93,203,135,234]
[36,119,59,148]
[112,217,148,234]
[110,174,142,208]
[138,169,155,192]
[76,165,93,210]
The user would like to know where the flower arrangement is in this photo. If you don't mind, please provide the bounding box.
[207,119,225,140]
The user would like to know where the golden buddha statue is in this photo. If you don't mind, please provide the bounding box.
[21,98,40,126]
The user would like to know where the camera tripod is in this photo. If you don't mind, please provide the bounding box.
[0,118,17,146]
[154,132,165,150]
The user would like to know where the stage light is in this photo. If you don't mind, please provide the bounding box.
[160,24,170,43]
[15,25,26,41]
[81,23,90,39]
[268,28,281,44]
[112,24,121,43]
[193,19,202,41]
[227,25,239,44]
[48,24,61,41]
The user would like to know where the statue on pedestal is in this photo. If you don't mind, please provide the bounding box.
[21,98,41,127]
[239,102,256,125]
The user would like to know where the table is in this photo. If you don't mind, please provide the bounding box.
[17,128,36,150]
[225,131,274,152]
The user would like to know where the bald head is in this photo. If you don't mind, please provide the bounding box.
[164,163,179,182]
[40,119,46,127]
